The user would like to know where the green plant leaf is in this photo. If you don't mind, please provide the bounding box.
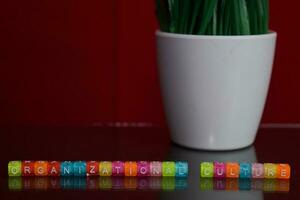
[156,0,269,35]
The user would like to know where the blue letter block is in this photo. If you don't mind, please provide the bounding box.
[61,161,74,176]
[175,161,188,177]
[73,161,87,176]
[240,163,252,178]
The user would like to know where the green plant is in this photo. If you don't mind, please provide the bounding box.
[156,0,269,35]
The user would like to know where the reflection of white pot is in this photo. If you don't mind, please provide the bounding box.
[156,31,277,150]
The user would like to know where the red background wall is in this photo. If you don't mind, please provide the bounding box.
[1,0,300,126]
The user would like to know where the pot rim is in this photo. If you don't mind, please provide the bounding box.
[156,30,276,40]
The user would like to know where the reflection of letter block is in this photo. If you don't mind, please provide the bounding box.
[60,161,74,176]
[162,177,175,190]
[22,161,35,176]
[276,179,290,192]
[137,177,149,189]
[73,161,87,176]
[87,161,99,176]
[214,162,225,178]
[60,177,74,189]
[213,178,226,190]
[263,179,277,191]
[251,179,264,190]
[239,179,251,190]
[252,163,264,178]
[149,177,162,189]
[8,161,22,176]
[86,177,98,190]
[125,161,137,176]
[239,163,252,178]
[73,177,87,189]
[226,178,239,190]
[99,161,112,176]
[34,177,48,189]
[199,178,213,191]
[99,177,112,189]
[124,177,137,189]
[175,161,188,178]
[264,163,277,179]
[34,161,48,176]
[175,178,188,189]
[200,162,213,178]
[150,161,162,176]
[162,162,175,177]
[137,161,150,177]
[48,161,60,176]
[226,162,239,178]
[277,164,291,179]
[8,177,22,190]
[112,177,124,189]
[112,161,124,176]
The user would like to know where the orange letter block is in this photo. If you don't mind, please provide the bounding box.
[226,162,239,178]
[277,164,291,179]
[125,161,137,176]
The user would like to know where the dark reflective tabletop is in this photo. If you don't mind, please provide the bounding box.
[0,127,299,199]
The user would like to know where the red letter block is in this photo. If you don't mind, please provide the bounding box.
[22,161,35,176]
[48,161,60,176]
[87,161,99,176]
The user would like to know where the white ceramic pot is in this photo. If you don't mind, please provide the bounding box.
[156,31,277,150]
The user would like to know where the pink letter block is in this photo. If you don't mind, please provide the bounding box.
[137,161,150,177]
[112,161,124,176]
[214,162,226,178]
[252,163,264,178]
[150,161,162,176]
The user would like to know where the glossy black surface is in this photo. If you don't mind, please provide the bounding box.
[0,127,299,199]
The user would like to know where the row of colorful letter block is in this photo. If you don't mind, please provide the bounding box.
[8,177,187,191]
[200,162,291,179]
[8,161,188,177]
[199,178,290,192]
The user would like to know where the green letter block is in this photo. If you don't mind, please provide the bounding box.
[162,161,175,177]
[8,161,22,176]
[200,162,214,178]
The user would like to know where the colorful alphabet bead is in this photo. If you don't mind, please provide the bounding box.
[162,162,175,177]
[264,163,277,179]
[214,162,225,178]
[99,161,112,176]
[277,164,291,179]
[175,161,188,178]
[239,163,252,178]
[200,162,214,178]
[47,161,60,176]
[22,161,35,176]
[150,161,162,176]
[137,161,150,177]
[60,161,74,176]
[8,161,22,177]
[73,161,86,176]
[252,163,264,178]
[226,162,239,178]
[34,161,48,176]
[125,161,137,176]
[112,161,124,176]
[87,161,99,176]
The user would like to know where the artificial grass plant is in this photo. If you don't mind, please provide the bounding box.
[156,0,269,35]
